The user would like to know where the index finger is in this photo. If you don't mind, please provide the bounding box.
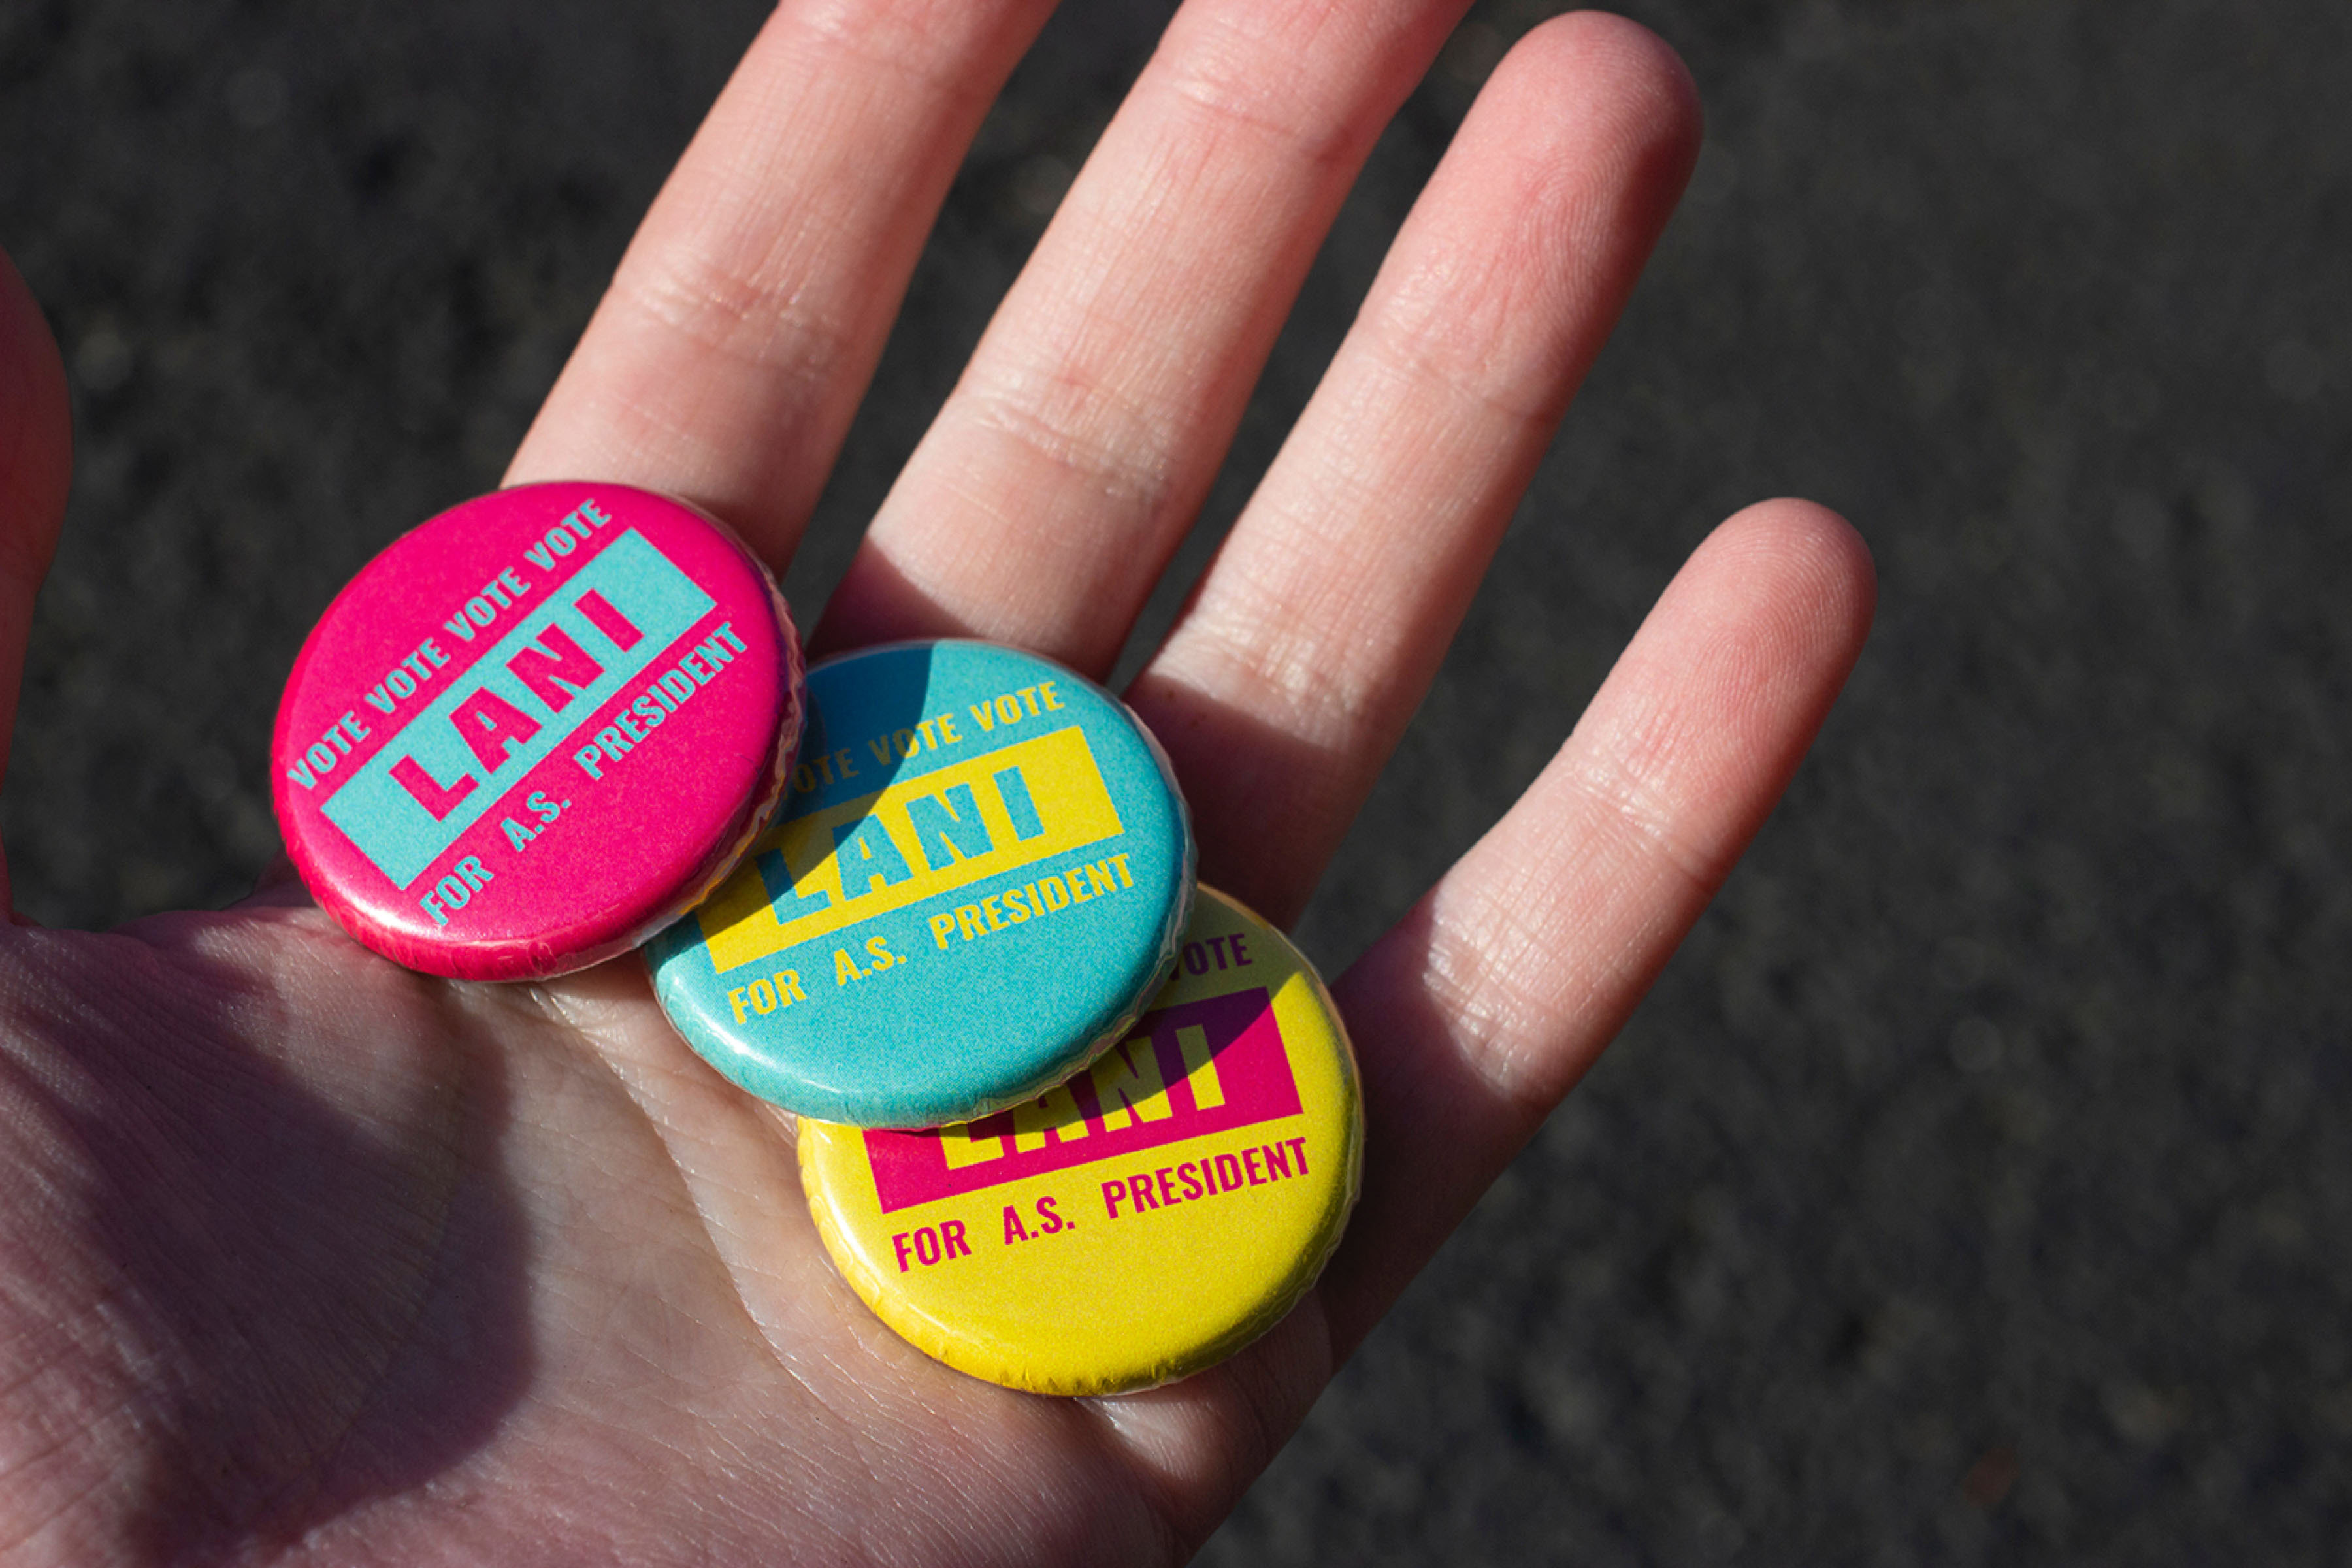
[506,0,1056,567]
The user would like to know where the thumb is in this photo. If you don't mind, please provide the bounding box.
[0,245,75,915]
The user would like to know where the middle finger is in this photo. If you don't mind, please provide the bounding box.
[813,0,1473,670]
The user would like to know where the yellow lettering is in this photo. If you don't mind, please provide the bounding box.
[1176,1024,1226,1110]
[696,725,1124,972]
[1011,1085,1090,1152]
[939,1122,1007,1169]
[1090,1040,1173,1130]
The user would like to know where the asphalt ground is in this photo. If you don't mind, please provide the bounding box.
[4,1,2347,1561]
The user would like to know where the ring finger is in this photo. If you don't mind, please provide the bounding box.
[811,0,1476,669]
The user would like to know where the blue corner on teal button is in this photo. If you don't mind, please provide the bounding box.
[646,640,1195,1128]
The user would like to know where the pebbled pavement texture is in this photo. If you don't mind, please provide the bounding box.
[3,1,2347,1561]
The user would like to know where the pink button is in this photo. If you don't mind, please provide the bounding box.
[274,482,803,980]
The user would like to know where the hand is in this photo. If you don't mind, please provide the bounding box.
[0,5,1871,1561]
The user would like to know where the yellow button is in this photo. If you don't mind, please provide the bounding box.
[798,884,1363,1396]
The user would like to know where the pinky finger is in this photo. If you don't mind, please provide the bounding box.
[1318,498,1875,1356]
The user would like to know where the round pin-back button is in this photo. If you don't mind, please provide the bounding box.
[274,482,802,981]
[796,885,1362,1396]
[645,639,1194,1128]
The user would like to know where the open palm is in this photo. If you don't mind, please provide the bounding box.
[0,6,1872,1563]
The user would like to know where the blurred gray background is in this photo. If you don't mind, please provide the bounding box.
[5,0,2347,1560]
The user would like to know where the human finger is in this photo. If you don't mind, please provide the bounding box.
[811,0,1475,668]
[1091,502,1871,1546]
[1316,500,1874,1355]
[0,246,74,914]
[1126,12,1702,924]
[506,0,1058,566]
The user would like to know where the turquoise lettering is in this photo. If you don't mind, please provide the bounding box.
[994,764,1045,841]
[906,783,993,869]
[832,814,915,900]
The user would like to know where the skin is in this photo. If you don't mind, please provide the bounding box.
[0,6,1873,1565]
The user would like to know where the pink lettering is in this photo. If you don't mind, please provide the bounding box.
[450,688,542,771]
[575,588,644,651]
[506,625,604,711]
[391,755,478,820]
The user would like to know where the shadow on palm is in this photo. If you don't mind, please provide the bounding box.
[0,887,1213,1557]
[0,898,529,1554]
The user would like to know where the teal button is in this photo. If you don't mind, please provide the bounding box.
[647,641,1195,1128]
